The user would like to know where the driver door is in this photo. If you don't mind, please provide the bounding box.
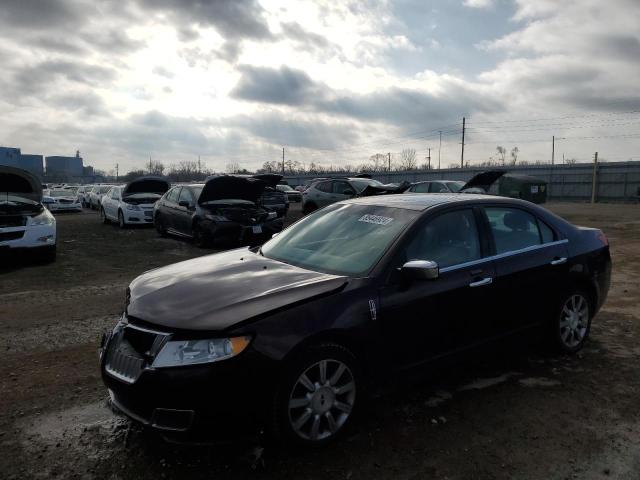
[378,208,497,368]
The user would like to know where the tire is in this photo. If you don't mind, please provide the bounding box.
[271,343,361,447]
[302,202,317,216]
[154,214,167,236]
[118,210,126,229]
[192,222,210,248]
[100,208,109,224]
[551,288,592,353]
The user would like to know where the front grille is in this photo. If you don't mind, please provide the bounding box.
[59,199,74,204]
[0,215,26,228]
[0,231,24,241]
[105,324,169,384]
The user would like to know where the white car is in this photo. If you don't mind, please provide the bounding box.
[76,185,91,207]
[43,189,83,212]
[89,185,112,209]
[100,176,170,228]
[0,166,57,261]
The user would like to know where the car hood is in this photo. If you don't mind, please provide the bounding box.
[123,176,170,196]
[359,181,411,197]
[199,175,267,204]
[461,170,507,191]
[127,248,348,331]
[0,165,42,202]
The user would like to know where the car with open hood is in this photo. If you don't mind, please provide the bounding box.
[0,165,56,261]
[100,176,171,228]
[101,192,610,446]
[153,175,283,247]
[302,177,410,214]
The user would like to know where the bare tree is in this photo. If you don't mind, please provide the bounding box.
[226,162,240,174]
[147,160,165,176]
[496,146,507,165]
[398,148,417,171]
[510,147,519,165]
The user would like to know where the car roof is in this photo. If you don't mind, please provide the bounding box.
[344,193,504,211]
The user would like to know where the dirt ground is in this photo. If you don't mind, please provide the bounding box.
[1,201,639,480]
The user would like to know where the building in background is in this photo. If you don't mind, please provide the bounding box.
[0,146,21,167]
[45,150,83,178]
[20,154,44,177]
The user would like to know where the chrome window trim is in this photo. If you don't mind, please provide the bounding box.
[439,239,569,274]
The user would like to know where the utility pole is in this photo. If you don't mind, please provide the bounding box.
[551,136,555,165]
[388,152,391,172]
[438,131,442,170]
[282,147,285,175]
[115,163,119,181]
[427,147,431,170]
[591,151,598,204]
[460,117,466,168]
[198,155,201,175]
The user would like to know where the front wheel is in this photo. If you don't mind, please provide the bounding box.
[118,211,126,229]
[273,344,360,446]
[552,289,592,353]
[154,214,167,236]
[192,223,210,248]
[100,208,109,224]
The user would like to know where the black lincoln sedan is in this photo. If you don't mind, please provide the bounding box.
[101,194,610,445]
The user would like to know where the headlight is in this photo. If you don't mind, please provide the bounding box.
[205,214,228,222]
[152,336,251,368]
[125,204,141,210]
[29,209,55,226]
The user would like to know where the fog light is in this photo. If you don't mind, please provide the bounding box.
[37,235,55,243]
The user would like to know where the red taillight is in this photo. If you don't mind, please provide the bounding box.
[596,230,609,246]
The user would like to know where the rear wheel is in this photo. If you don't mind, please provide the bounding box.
[552,289,592,353]
[272,344,360,446]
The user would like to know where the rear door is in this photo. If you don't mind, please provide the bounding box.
[480,206,569,336]
[162,187,181,231]
[379,208,497,367]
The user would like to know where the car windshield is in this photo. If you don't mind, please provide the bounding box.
[261,203,418,276]
[447,181,465,192]
[350,178,384,193]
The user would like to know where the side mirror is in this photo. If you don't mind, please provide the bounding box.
[343,188,356,196]
[178,200,190,208]
[401,260,439,280]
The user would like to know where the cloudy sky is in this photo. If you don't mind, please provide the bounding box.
[1,0,639,173]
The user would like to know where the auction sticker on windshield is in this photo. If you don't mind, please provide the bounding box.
[358,214,394,225]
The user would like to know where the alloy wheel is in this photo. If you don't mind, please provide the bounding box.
[559,294,589,348]
[287,359,356,442]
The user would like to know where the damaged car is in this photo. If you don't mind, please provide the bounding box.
[100,193,610,446]
[460,170,548,204]
[0,165,56,262]
[302,176,410,214]
[153,175,283,247]
[100,176,170,228]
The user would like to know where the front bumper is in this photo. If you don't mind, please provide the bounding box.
[201,217,284,244]
[124,210,154,224]
[100,321,277,441]
[49,202,82,212]
[0,224,56,250]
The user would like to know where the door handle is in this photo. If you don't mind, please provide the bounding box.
[469,277,492,288]
[550,257,567,265]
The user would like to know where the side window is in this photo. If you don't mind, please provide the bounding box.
[538,219,556,243]
[485,207,543,254]
[178,188,194,205]
[166,187,180,203]
[404,209,481,268]
[413,183,430,193]
[316,181,332,193]
[110,188,119,199]
[429,182,448,193]
[332,181,353,195]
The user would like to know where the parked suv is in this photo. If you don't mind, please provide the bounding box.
[302,177,408,214]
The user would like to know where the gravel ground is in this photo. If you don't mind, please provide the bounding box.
[0,201,639,479]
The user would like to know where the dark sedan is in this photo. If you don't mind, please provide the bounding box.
[153,176,284,247]
[101,194,610,446]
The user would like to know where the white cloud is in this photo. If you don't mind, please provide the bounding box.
[463,0,495,9]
